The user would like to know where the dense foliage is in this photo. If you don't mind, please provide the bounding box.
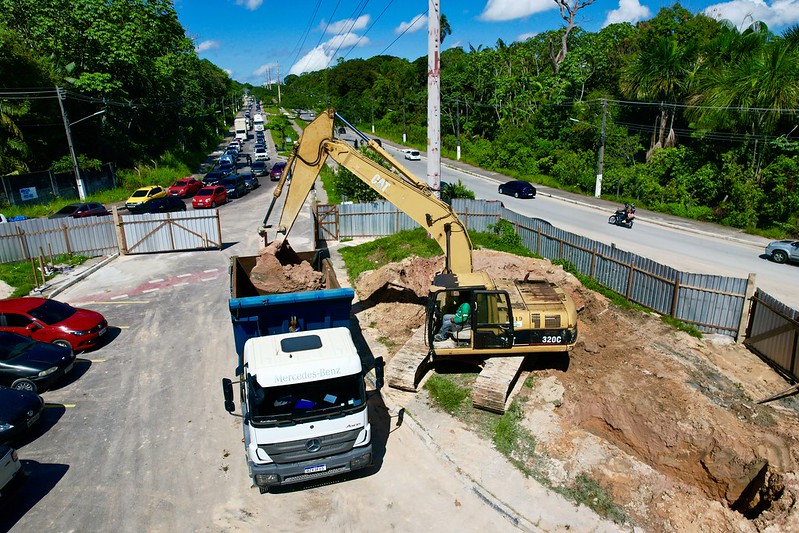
[0,0,241,181]
[276,4,799,234]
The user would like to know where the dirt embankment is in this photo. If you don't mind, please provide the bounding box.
[351,249,799,532]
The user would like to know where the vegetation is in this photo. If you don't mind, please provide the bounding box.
[277,5,799,236]
[0,254,89,297]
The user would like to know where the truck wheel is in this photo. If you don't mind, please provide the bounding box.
[772,250,788,264]
[12,378,36,393]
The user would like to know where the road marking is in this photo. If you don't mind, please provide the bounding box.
[149,278,165,283]
[177,273,192,278]
[110,294,129,300]
[203,268,219,273]
[77,301,149,305]
[45,404,76,409]
[142,288,159,293]
[200,277,217,282]
[174,282,189,287]
[88,359,107,363]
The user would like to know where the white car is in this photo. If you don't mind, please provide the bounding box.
[404,150,421,161]
[253,148,270,162]
[0,446,22,498]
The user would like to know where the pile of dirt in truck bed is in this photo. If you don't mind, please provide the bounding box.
[250,238,324,294]
[352,249,799,532]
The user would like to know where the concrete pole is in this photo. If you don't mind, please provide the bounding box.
[277,64,282,105]
[56,86,87,200]
[427,0,441,195]
[402,98,407,143]
[456,101,461,161]
[595,97,607,198]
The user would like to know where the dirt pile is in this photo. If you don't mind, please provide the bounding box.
[250,238,323,294]
[354,250,799,532]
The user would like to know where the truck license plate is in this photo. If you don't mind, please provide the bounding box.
[304,464,327,474]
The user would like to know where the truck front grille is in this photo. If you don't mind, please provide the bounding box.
[260,428,362,464]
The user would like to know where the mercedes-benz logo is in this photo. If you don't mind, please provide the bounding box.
[306,438,322,453]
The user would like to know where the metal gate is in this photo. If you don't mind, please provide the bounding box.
[314,204,338,240]
[744,289,799,382]
[117,209,222,254]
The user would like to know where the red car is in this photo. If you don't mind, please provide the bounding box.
[192,186,227,209]
[168,178,203,198]
[0,297,107,353]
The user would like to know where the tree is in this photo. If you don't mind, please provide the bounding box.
[549,0,596,73]
[440,13,452,44]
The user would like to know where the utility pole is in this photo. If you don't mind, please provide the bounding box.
[427,0,441,194]
[402,98,407,143]
[371,97,375,134]
[455,101,461,161]
[595,97,607,198]
[277,64,282,105]
[56,86,87,200]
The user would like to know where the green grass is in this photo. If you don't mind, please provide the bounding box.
[424,374,471,414]
[561,473,628,524]
[0,254,90,297]
[338,228,442,284]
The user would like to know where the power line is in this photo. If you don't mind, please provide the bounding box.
[323,0,373,69]
[315,0,343,50]
[287,0,324,73]
[375,10,428,58]
[340,0,396,62]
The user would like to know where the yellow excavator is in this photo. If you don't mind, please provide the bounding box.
[261,108,578,412]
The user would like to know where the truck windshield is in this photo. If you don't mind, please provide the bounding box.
[248,373,366,425]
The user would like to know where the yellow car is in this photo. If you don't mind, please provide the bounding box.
[125,186,168,210]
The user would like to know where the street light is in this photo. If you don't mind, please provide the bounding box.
[56,86,106,200]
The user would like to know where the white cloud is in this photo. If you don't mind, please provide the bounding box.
[395,14,428,34]
[195,40,219,53]
[479,0,554,22]
[603,0,652,27]
[324,15,370,34]
[703,0,799,30]
[224,68,233,76]
[516,32,538,42]
[289,33,368,76]
[253,63,278,77]
[235,0,263,10]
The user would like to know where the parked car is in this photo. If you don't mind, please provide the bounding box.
[0,446,23,498]
[221,174,248,199]
[128,195,187,215]
[0,297,108,353]
[404,150,421,161]
[498,180,536,199]
[0,386,44,444]
[203,170,229,185]
[0,331,76,393]
[240,172,259,191]
[168,178,203,198]
[125,186,167,210]
[192,186,227,209]
[250,160,268,176]
[269,161,287,181]
[765,240,799,264]
[48,202,111,219]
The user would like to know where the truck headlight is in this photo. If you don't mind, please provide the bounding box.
[37,366,59,377]
[255,474,279,486]
[350,452,372,470]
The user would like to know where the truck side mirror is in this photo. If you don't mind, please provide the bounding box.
[373,357,385,390]
[222,378,235,413]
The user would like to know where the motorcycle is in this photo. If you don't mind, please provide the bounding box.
[608,204,635,229]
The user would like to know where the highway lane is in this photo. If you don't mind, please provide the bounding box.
[380,144,798,310]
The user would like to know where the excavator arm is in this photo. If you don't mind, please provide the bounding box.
[263,108,473,274]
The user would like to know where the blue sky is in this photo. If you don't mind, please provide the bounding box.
[174,0,799,85]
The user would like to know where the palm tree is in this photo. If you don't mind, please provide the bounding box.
[0,99,30,175]
[620,37,689,159]
[440,13,452,44]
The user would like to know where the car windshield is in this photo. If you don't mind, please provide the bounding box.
[196,189,212,196]
[0,332,36,361]
[27,299,76,325]
[248,373,366,425]
[56,205,80,215]
[173,181,188,187]
[131,190,148,198]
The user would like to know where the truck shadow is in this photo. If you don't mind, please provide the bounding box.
[0,460,69,530]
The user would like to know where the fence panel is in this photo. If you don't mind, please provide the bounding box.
[744,290,799,380]
[0,216,118,263]
[119,210,221,254]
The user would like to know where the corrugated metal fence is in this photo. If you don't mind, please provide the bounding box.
[326,199,754,338]
[745,290,799,381]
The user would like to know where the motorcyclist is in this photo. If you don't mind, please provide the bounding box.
[620,203,635,223]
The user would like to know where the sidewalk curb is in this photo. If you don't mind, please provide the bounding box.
[46,253,120,299]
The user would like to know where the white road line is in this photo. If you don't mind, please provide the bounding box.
[149,278,164,283]
[142,288,159,293]
[177,273,192,278]
[203,268,219,273]
[200,277,217,282]
[174,282,189,287]
[110,294,129,300]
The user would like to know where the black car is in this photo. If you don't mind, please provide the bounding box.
[250,161,268,176]
[240,171,259,191]
[48,202,111,219]
[127,195,187,214]
[220,174,248,199]
[0,331,76,393]
[0,386,44,445]
[498,180,536,199]
[203,170,229,185]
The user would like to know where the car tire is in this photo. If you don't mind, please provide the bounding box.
[498,187,504,195]
[772,250,789,264]
[514,192,520,198]
[52,339,73,353]
[211,201,216,208]
[11,378,36,393]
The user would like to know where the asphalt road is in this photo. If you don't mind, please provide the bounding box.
[2,125,622,532]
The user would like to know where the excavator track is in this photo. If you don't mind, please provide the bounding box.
[470,356,529,414]
[386,327,432,392]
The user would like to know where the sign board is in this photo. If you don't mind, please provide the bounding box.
[19,187,38,201]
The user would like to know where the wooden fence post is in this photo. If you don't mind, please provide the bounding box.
[626,260,635,300]
[737,273,757,342]
[670,276,681,318]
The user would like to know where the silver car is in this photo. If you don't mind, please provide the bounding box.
[765,240,799,264]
